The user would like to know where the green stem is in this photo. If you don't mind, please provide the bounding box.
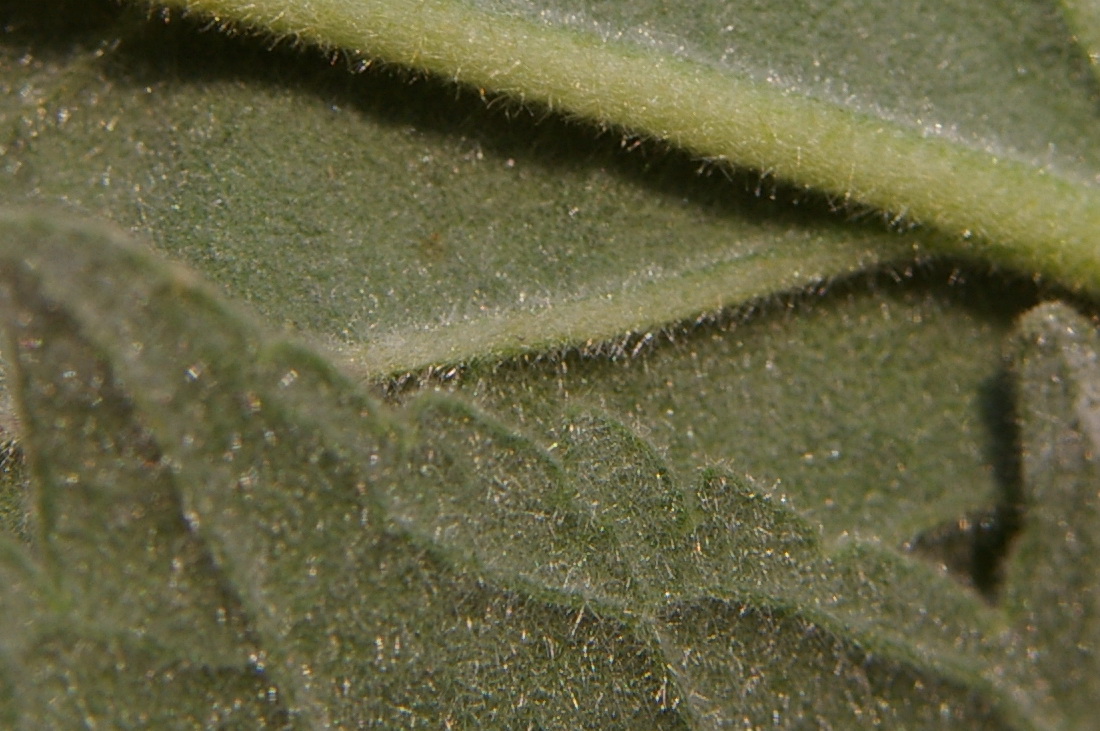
[160,0,1100,294]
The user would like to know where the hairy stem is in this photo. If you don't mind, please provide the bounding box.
[156,0,1100,295]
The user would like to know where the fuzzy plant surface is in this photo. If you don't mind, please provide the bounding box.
[0,207,1094,729]
[0,0,1099,728]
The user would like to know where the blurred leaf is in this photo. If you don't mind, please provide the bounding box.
[1061,0,1100,78]
[0,233,254,665]
[0,212,291,728]
[1003,302,1100,728]
[9,626,292,730]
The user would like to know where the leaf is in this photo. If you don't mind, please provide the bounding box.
[0,0,1027,374]
[555,415,816,604]
[1,0,1060,553]
[3,0,1100,726]
[1061,0,1100,78]
[0,208,687,727]
[549,416,1028,726]
[0,206,1048,727]
[656,598,1015,729]
[399,396,636,604]
[138,0,1100,295]
[8,626,293,730]
[1003,302,1100,727]
[388,403,1030,726]
[427,274,1032,547]
[0,212,291,728]
[0,236,255,665]
[0,4,1069,550]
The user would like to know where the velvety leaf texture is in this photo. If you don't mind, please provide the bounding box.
[0,207,1084,728]
[2,0,1100,727]
[1003,303,1100,726]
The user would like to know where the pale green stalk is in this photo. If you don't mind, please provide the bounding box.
[159,0,1100,294]
[335,231,910,375]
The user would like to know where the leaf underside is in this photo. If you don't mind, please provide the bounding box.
[1,0,1099,726]
[2,207,1097,728]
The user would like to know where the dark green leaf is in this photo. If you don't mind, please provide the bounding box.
[0,206,1044,726]
[1004,302,1100,727]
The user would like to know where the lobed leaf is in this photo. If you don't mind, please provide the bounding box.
[0,206,1052,727]
[437,273,1033,548]
[3,0,1100,726]
[0,208,687,726]
[1003,302,1100,728]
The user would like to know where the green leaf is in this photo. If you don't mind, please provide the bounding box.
[0,233,255,665]
[0,0,1035,374]
[1061,0,1100,77]
[3,0,1100,725]
[1004,302,1100,727]
[0,212,291,728]
[0,206,1046,727]
[137,0,1100,297]
[400,396,636,604]
[8,626,293,730]
[656,597,1013,729]
[0,0,1054,550]
[434,276,1030,546]
[0,208,687,726]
